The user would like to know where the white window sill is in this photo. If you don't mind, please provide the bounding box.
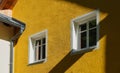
[71,46,97,55]
[28,59,46,65]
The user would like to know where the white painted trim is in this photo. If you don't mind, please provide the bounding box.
[28,37,34,63]
[71,21,77,50]
[45,30,48,63]
[71,10,100,54]
[30,30,47,38]
[72,10,98,22]
[28,29,48,65]
[96,10,100,49]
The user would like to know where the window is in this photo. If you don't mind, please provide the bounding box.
[29,30,47,64]
[71,10,99,53]
[34,38,46,61]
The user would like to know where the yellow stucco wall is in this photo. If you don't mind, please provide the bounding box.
[12,0,117,73]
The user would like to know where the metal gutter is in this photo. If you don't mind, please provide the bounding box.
[0,13,25,27]
[0,13,25,73]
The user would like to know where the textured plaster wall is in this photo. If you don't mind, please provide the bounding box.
[13,0,107,73]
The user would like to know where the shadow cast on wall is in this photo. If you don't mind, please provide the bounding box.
[50,0,120,73]
[49,52,84,73]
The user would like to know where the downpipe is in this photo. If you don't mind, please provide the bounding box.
[10,41,13,73]
[9,25,25,73]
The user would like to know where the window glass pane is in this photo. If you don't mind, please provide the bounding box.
[81,32,87,49]
[79,23,87,31]
[38,40,41,45]
[42,45,46,59]
[89,19,96,28]
[89,28,97,47]
[35,47,37,61]
[35,40,38,46]
[35,40,41,46]
[42,38,46,44]
[38,47,41,60]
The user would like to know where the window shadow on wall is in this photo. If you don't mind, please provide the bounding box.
[62,0,120,73]
[49,52,84,73]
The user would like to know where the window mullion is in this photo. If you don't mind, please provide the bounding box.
[77,25,80,50]
[78,32,81,50]
[36,42,39,61]
[87,22,89,48]
[34,46,36,61]
[41,39,43,60]
[89,27,97,30]
[34,41,36,61]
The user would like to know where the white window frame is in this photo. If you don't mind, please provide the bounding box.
[28,30,48,64]
[71,10,99,54]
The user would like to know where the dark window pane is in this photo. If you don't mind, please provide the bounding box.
[89,28,97,47]
[89,19,96,28]
[42,38,46,44]
[42,45,46,59]
[38,47,41,60]
[81,32,87,49]
[35,40,38,46]
[35,40,41,46]
[79,23,87,31]
[38,40,41,45]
